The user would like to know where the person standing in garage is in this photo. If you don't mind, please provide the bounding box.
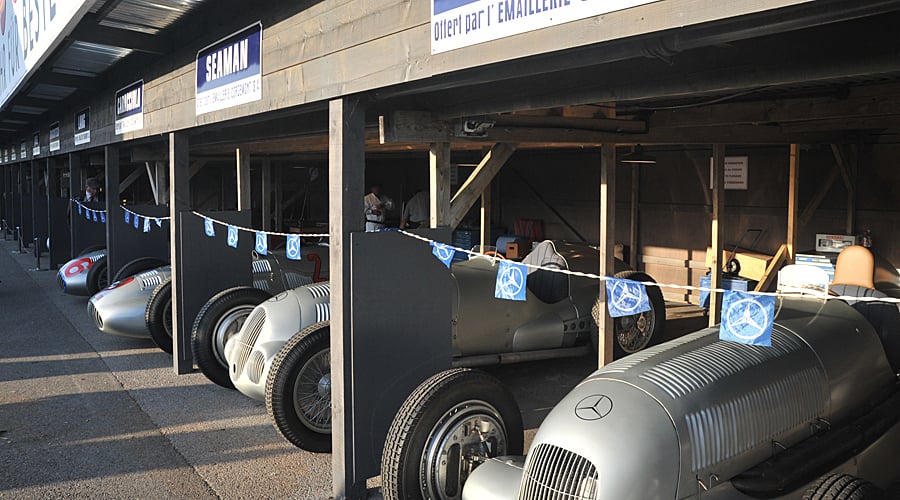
[364,183,386,231]
[400,188,429,229]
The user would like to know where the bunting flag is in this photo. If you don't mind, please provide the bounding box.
[286,234,302,260]
[77,204,82,215]
[84,208,90,220]
[720,290,775,347]
[255,231,268,255]
[155,218,162,227]
[204,218,215,237]
[143,217,151,233]
[133,214,140,229]
[431,241,455,269]
[227,225,239,248]
[495,260,527,301]
[100,212,106,224]
[125,211,130,224]
[92,211,98,222]
[605,278,651,318]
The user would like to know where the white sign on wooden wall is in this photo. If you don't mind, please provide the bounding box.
[195,23,263,115]
[432,0,657,54]
[49,122,60,152]
[74,108,90,145]
[115,81,144,135]
[708,156,749,190]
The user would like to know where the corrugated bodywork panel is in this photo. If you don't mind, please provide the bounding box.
[685,366,825,472]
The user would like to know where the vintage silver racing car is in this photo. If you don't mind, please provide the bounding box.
[454,254,900,500]
[86,246,328,389]
[225,240,666,452]
[56,247,110,296]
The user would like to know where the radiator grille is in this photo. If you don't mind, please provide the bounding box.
[56,271,65,291]
[518,443,599,500]
[87,302,103,329]
[233,308,267,376]
[640,328,804,399]
[685,366,825,471]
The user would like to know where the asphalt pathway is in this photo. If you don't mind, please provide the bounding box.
[0,239,333,499]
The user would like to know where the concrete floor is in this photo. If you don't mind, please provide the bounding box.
[0,237,707,499]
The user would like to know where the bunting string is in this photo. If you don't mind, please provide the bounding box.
[192,211,329,238]
[394,229,900,305]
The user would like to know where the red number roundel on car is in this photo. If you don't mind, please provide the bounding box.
[64,258,94,277]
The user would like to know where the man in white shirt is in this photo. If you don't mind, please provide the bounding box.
[400,189,429,229]
[364,184,385,231]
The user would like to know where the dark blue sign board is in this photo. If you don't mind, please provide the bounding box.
[195,22,262,115]
[75,108,91,145]
[115,81,143,135]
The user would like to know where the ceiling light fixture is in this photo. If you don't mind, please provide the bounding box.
[620,145,657,164]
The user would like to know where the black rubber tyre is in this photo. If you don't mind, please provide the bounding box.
[266,321,332,452]
[77,244,106,257]
[192,286,272,389]
[381,368,524,500]
[113,257,168,282]
[802,473,882,500]
[85,256,109,295]
[592,270,666,359]
[145,280,173,354]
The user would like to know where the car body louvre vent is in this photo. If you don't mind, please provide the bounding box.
[233,308,267,375]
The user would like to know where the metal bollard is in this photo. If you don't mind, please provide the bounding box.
[33,237,42,270]
[1,219,6,240]
[16,226,22,253]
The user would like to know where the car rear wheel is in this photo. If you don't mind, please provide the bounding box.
[592,270,666,359]
[113,257,167,282]
[266,321,332,452]
[192,287,272,389]
[145,280,173,353]
[85,256,109,295]
[802,473,881,500]
[381,368,524,500]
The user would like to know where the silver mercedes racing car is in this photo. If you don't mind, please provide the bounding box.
[454,250,900,500]
[225,240,666,453]
[56,247,109,296]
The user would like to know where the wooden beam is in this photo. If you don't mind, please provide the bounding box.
[429,143,451,228]
[448,143,517,229]
[629,165,640,267]
[754,243,789,292]
[118,165,144,194]
[598,144,616,368]
[480,183,491,252]
[709,144,725,328]
[155,161,169,206]
[188,160,207,180]
[830,144,857,234]
[787,144,800,263]
[798,165,839,226]
[328,97,367,500]
[261,158,272,231]
[236,148,250,212]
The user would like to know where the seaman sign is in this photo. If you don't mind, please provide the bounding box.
[115,81,144,135]
[432,0,656,54]
[74,108,90,145]
[196,23,262,115]
[49,122,60,152]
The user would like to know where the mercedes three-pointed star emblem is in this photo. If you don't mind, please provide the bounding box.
[574,394,613,421]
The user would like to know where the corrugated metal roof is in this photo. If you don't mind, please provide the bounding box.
[53,42,133,78]
[100,0,207,35]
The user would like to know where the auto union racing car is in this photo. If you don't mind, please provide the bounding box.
[225,240,666,452]
[455,249,900,500]
[86,246,327,389]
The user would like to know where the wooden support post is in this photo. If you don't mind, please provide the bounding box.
[261,158,272,231]
[329,97,367,500]
[449,143,517,229]
[754,243,788,292]
[274,165,283,231]
[480,183,491,251]
[236,148,250,212]
[709,144,726,328]
[598,144,616,368]
[169,132,192,374]
[629,165,640,267]
[68,154,82,258]
[787,144,799,263]
[155,161,169,206]
[831,144,856,235]
[105,145,120,278]
[429,142,451,228]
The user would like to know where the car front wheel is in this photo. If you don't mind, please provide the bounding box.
[145,280,173,353]
[192,286,272,389]
[266,321,332,452]
[592,270,666,359]
[381,368,524,500]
